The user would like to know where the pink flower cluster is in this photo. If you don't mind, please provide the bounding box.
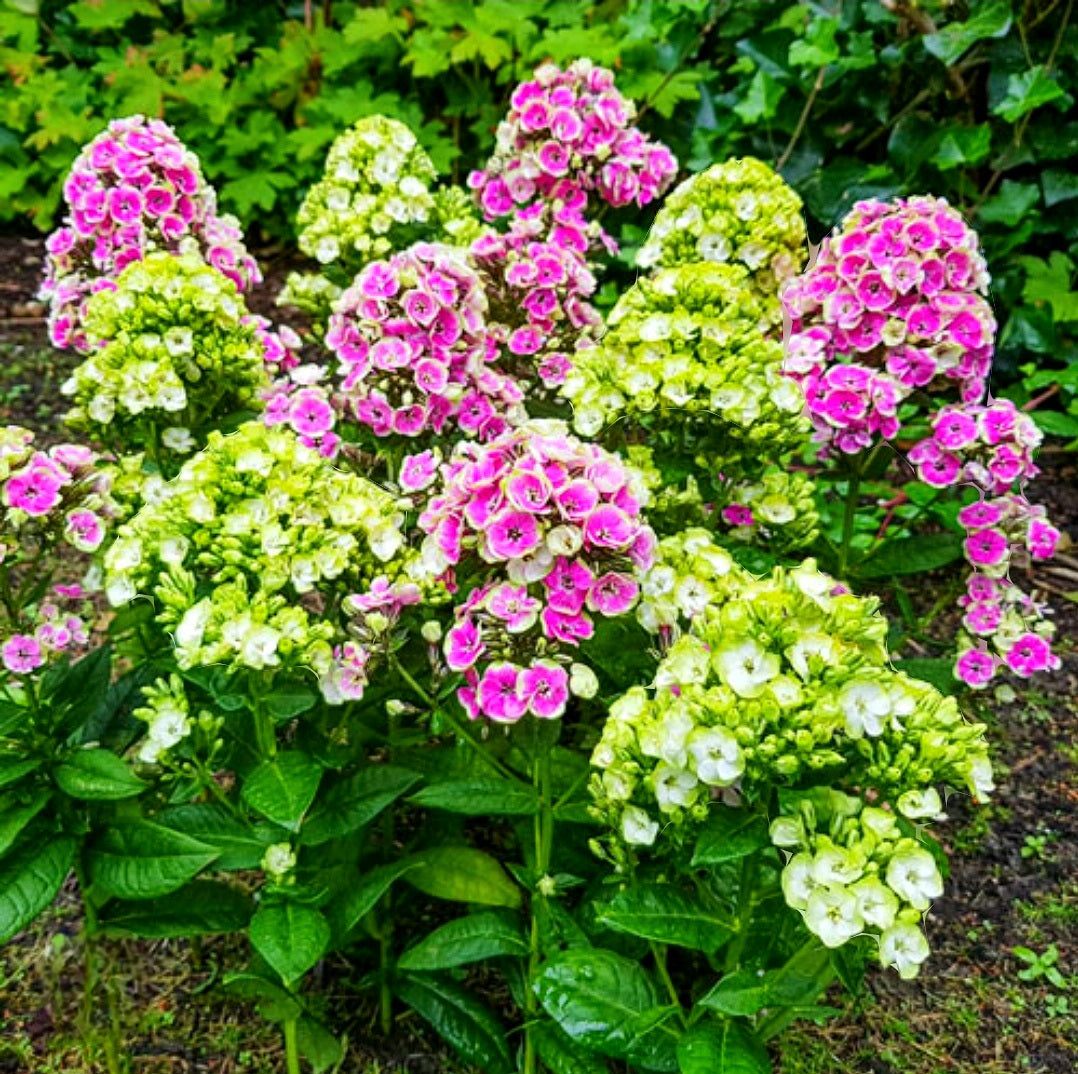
[908,399,1041,492]
[40,116,261,352]
[468,60,677,227]
[322,578,423,703]
[953,494,1061,688]
[1,586,91,676]
[325,243,524,442]
[783,196,995,454]
[1,436,108,555]
[472,202,601,393]
[418,424,655,722]
[264,382,339,459]
[250,317,302,378]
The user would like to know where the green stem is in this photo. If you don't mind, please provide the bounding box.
[524,734,553,1074]
[284,1016,302,1074]
[650,942,684,1022]
[724,855,759,975]
[379,700,399,1037]
[836,463,863,579]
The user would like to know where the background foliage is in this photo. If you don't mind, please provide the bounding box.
[1,0,1076,426]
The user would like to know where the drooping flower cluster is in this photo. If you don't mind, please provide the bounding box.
[637,158,807,317]
[471,208,601,395]
[326,242,524,442]
[907,398,1040,492]
[782,196,996,454]
[418,421,656,721]
[40,115,260,352]
[953,493,1060,687]
[563,263,808,460]
[468,59,677,228]
[590,557,991,860]
[772,790,944,978]
[62,252,271,463]
[103,422,415,681]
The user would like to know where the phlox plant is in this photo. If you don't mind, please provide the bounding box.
[0,52,1066,1074]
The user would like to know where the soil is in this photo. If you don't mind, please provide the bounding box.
[0,236,1075,1073]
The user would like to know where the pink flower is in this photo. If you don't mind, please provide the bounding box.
[486,509,542,560]
[583,504,634,549]
[289,390,335,436]
[65,509,105,552]
[964,528,1008,568]
[5,468,63,516]
[519,661,569,718]
[1027,518,1059,560]
[505,470,552,513]
[556,479,599,521]
[445,619,484,672]
[955,648,995,688]
[400,450,440,492]
[2,635,44,674]
[587,572,638,616]
[477,663,528,722]
[1005,633,1054,677]
[544,557,594,614]
[722,504,754,527]
[486,584,541,632]
[541,607,594,644]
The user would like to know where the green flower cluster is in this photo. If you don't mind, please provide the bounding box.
[772,790,947,978]
[635,157,807,316]
[563,262,809,463]
[431,185,487,248]
[64,252,269,459]
[132,673,191,764]
[296,115,438,270]
[103,421,415,675]
[591,557,991,848]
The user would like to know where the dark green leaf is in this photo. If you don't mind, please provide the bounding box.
[398,910,528,971]
[533,1021,610,1074]
[692,810,770,866]
[296,1015,344,1073]
[249,902,331,986]
[222,971,302,1022]
[993,66,1070,124]
[677,1020,770,1074]
[88,822,218,899]
[601,884,733,953]
[410,778,538,816]
[53,748,146,800]
[157,803,270,871]
[327,859,421,938]
[922,1,1012,65]
[0,758,41,789]
[100,880,251,937]
[242,752,323,831]
[893,658,958,695]
[265,686,318,721]
[1043,168,1078,208]
[404,847,521,909]
[701,944,831,1017]
[0,835,74,943]
[394,972,512,1074]
[977,181,1040,226]
[854,534,963,579]
[0,789,50,858]
[535,948,659,1060]
[302,765,419,845]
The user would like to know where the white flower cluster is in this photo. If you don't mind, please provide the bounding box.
[636,157,807,319]
[132,673,192,764]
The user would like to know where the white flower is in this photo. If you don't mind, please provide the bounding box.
[240,625,282,669]
[569,663,599,699]
[655,638,710,689]
[713,639,780,698]
[315,236,340,264]
[896,788,945,821]
[547,525,583,557]
[262,843,297,878]
[861,807,899,841]
[967,755,994,800]
[161,427,195,453]
[602,769,635,801]
[851,878,899,930]
[781,852,820,911]
[812,847,865,887]
[621,805,660,847]
[175,600,210,651]
[106,576,136,606]
[675,577,711,618]
[687,727,743,786]
[878,923,931,979]
[804,887,865,948]
[651,763,699,813]
[886,846,943,910]
[838,679,891,739]
[697,233,731,262]
[769,816,805,848]
[638,706,694,767]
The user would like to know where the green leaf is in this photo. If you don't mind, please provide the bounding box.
[53,749,146,800]
[99,880,251,938]
[677,1020,770,1074]
[398,910,528,971]
[0,789,50,858]
[394,972,512,1074]
[854,534,963,579]
[1033,411,1078,438]
[157,803,271,871]
[1019,253,1078,322]
[532,1021,610,1074]
[977,180,1040,226]
[788,17,839,68]
[700,944,831,1017]
[0,835,74,943]
[265,686,317,721]
[931,125,992,171]
[922,1,1012,65]
[341,6,408,46]
[992,66,1069,124]
[249,902,331,986]
[69,0,159,30]
[222,971,303,1023]
[404,847,521,909]
[1043,168,1078,208]
[242,752,323,831]
[409,778,538,816]
[600,884,733,953]
[327,859,421,938]
[87,822,218,899]
[893,658,958,695]
[535,948,659,1060]
[0,758,40,789]
[692,809,770,866]
[296,1015,344,1074]
[732,69,785,123]
[302,765,419,845]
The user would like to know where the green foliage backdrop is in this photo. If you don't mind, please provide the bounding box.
[1,0,1076,417]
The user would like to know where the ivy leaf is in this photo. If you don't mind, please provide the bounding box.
[992,66,1069,124]
[922,1,1012,66]
[341,7,408,47]
[450,27,514,70]
[977,180,1040,226]
[1019,253,1078,323]
[69,0,160,31]
[733,69,785,123]
[220,172,293,219]
[1042,168,1078,208]
[788,16,839,68]
[931,125,992,171]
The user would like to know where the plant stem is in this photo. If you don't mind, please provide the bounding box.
[284,1016,302,1074]
[836,461,863,579]
[650,942,684,1022]
[523,729,554,1074]
[724,855,758,975]
[379,700,399,1036]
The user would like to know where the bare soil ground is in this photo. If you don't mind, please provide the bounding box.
[1,237,1075,1073]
